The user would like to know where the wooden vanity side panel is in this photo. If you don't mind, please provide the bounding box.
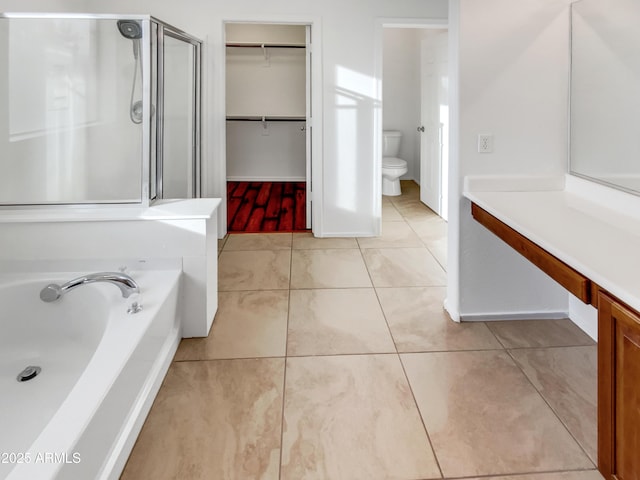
[471,203,591,303]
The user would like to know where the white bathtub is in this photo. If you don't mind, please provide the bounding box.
[0,266,182,480]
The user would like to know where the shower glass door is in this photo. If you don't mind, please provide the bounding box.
[0,16,146,205]
[156,28,200,199]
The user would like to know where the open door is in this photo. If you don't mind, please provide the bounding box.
[305,25,312,229]
[419,30,448,220]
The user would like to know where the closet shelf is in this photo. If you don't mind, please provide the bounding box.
[225,42,305,49]
[226,115,306,122]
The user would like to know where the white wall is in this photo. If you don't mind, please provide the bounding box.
[569,296,598,341]
[226,23,306,44]
[382,28,420,181]
[0,0,86,9]
[226,46,306,117]
[452,0,572,320]
[226,120,306,181]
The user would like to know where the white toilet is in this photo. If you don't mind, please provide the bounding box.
[382,130,408,196]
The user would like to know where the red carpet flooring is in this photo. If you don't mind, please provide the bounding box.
[227,181,308,233]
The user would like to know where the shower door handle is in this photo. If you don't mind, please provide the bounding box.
[417,126,425,133]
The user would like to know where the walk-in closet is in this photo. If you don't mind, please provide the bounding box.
[225,23,310,232]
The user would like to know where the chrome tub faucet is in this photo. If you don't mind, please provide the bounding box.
[40,272,140,302]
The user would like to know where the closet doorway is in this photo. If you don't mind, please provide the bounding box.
[225,23,312,233]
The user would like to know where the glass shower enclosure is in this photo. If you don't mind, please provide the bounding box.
[0,14,201,206]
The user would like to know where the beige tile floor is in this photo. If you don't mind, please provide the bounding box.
[122,181,603,480]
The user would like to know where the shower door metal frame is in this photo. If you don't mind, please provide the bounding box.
[152,19,202,201]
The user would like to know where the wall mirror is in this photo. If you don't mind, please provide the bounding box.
[570,0,640,194]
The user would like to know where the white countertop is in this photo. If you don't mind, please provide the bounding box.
[0,198,221,223]
[464,176,640,313]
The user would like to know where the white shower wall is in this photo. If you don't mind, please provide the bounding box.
[0,19,142,204]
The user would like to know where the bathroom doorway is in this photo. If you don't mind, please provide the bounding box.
[224,23,312,233]
[381,23,449,221]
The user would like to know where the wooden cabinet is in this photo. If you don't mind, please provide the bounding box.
[599,292,640,480]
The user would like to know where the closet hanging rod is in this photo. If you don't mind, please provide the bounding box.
[225,43,305,49]
[226,116,306,122]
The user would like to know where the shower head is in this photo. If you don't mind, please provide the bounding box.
[117,20,142,40]
[119,19,144,124]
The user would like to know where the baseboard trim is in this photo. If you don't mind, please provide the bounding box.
[227,176,306,182]
[461,310,569,322]
[316,232,369,238]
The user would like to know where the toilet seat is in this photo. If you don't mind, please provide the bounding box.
[383,157,407,169]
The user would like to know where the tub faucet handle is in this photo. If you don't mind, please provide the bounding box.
[127,292,144,314]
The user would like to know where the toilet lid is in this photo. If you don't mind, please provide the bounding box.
[383,157,407,168]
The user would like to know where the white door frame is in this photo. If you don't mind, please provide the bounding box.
[373,18,448,235]
[214,16,323,237]
[374,16,459,321]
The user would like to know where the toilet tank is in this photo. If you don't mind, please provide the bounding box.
[383,130,402,157]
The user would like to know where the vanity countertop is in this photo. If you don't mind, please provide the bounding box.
[0,198,221,223]
[464,175,640,313]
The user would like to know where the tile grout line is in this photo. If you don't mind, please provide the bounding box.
[277,242,295,480]
[482,318,598,464]
[361,212,446,480]
[483,322,595,351]
[504,343,597,350]
[177,349,522,363]
[504,347,597,469]
[402,211,447,274]
[220,284,446,293]
[439,466,601,480]
[421,238,447,272]
[395,357,446,479]
[484,322,508,350]
[174,343,594,363]
[390,185,447,268]
[392,190,447,477]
